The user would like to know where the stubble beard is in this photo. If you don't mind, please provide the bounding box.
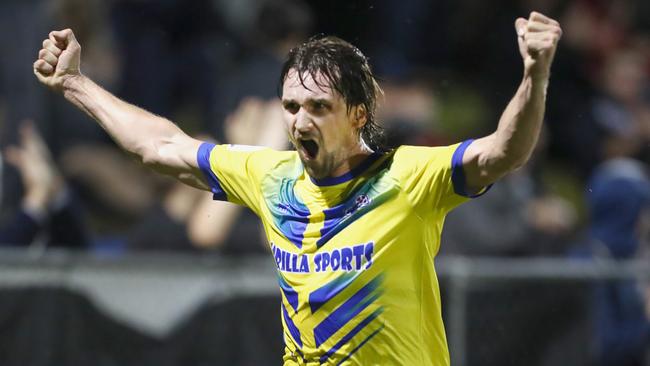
[300,150,340,180]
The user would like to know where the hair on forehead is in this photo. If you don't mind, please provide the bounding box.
[278,35,386,151]
[283,68,336,97]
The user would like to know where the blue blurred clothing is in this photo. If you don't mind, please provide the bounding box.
[586,158,650,366]
[0,193,88,248]
[589,159,650,258]
[0,210,40,246]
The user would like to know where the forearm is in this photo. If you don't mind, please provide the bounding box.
[462,12,561,190]
[466,73,547,189]
[490,72,547,170]
[62,75,185,163]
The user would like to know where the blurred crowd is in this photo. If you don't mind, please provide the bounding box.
[0,0,648,253]
[0,0,646,255]
[0,0,648,362]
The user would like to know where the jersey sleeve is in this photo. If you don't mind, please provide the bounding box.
[394,140,490,215]
[196,142,273,214]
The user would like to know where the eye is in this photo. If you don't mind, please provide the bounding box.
[311,101,330,114]
[283,102,299,114]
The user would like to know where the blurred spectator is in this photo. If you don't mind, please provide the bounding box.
[560,45,650,179]
[210,0,312,140]
[0,0,122,235]
[0,0,53,214]
[187,98,288,254]
[0,121,87,248]
[442,132,578,256]
[547,1,649,178]
[587,157,650,366]
[107,97,287,253]
[376,67,580,257]
[126,178,206,252]
[110,0,223,135]
[575,108,650,365]
[378,75,446,148]
[48,0,120,150]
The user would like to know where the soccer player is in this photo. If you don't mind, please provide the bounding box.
[33,11,562,365]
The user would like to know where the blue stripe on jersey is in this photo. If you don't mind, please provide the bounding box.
[277,273,299,313]
[310,153,383,186]
[317,185,398,247]
[282,302,303,348]
[309,271,361,313]
[269,178,310,249]
[313,275,383,347]
[451,139,492,198]
[320,307,384,363]
[196,142,227,201]
[336,324,385,365]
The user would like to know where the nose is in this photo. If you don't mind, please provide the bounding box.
[294,108,313,133]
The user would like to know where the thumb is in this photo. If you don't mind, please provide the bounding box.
[514,18,528,59]
[515,18,527,37]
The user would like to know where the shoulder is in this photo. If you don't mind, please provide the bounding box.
[391,144,461,169]
[202,143,299,175]
[211,144,297,162]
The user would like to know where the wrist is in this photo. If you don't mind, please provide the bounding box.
[523,69,549,92]
[61,73,85,94]
[524,64,550,83]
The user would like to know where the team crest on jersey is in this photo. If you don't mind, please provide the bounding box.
[344,194,371,218]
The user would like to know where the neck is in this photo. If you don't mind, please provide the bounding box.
[329,139,374,178]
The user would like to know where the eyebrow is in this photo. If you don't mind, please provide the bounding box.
[282,97,332,105]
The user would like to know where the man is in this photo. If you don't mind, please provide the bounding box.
[33,11,561,365]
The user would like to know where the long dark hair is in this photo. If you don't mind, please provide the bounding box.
[278,35,386,151]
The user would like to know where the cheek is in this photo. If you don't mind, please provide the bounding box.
[283,113,295,132]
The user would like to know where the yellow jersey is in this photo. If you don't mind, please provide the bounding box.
[197,140,481,365]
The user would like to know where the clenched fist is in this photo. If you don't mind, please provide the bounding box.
[515,12,562,80]
[33,29,82,90]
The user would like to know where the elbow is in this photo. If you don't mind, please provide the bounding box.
[509,156,529,171]
[510,150,534,171]
[138,140,170,170]
[480,149,529,181]
[139,147,161,168]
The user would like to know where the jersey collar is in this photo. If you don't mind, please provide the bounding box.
[308,152,383,187]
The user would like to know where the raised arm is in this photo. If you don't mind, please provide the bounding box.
[462,12,562,192]
[33,29,208,190]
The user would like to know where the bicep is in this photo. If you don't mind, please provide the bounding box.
[146,133,210,191]
[462,134,507,194]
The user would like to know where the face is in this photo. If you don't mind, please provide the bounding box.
[281,70,366,179]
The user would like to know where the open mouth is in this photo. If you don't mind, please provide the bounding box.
[299,139,319,159]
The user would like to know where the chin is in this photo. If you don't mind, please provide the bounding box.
[304,165,324,179]
[302,160,328,179]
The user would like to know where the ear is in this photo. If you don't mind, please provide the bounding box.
[352,105,367,129]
